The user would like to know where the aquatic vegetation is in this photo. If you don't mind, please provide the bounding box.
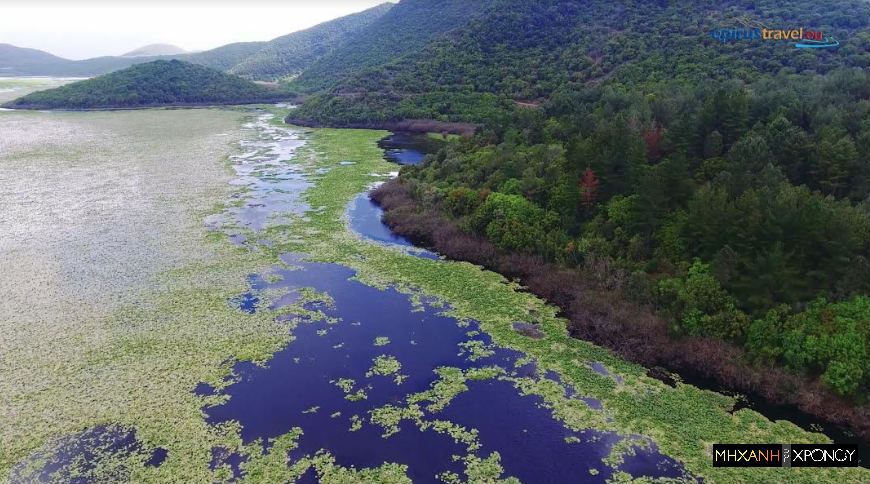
[369,404,424,438]
[333,378,356,393]
[458,339,496,361]
[423,420,480,451]
[373,336,391,346]
[0,108,299,483]
[366,354,401,377]
[461,453,518,484]
[407,367,469,413]
[5,425,160,484]
[349,415,363,432]
[0,77,73,103]
[308,451,411,484]
[237,428,303,484]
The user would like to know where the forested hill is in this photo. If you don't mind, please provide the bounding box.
[2,60,287,109]
[291,0,870,124]
[228,3,393,80]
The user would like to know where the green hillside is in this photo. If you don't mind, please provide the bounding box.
[290,0,496,93]
[184,42,266,71]
[229,3,393,81]
[292,0,870,123]
[2,60,287,109]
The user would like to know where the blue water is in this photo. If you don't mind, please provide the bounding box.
[378,132,428,165]
[346,192,440,260]
[204,256,694,483]
[347,193,414,247]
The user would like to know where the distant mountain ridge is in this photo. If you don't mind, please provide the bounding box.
[0,3,392,78]
[122,43,188,57]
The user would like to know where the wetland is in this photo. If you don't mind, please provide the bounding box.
[1,92,867,483]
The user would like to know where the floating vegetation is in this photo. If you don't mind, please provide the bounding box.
[369,404,424,438]
[407,367,468,413]
[373,336,390,346]
[5,425,163,484]
[458,339,495,361]
[0,108,296,483]
[333,378,356,393]
[366,355,401,377]
[349,415,363,432]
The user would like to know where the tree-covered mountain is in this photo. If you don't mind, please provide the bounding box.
[182,42,267,72]
[2,60,287,109]
[228,3,393,81]
[290,0,870,425]
[292,0,870,124]
[290,0,498,93]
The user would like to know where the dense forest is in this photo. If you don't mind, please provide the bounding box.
[384,67,869,401]
[289,0,494,93]
[2,60,288,109]
[291,0,869,124]
[287,0,870,429]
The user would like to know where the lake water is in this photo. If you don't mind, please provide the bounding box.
[377,132,437,165]
[208,255,691,483]
[346,191,439,260]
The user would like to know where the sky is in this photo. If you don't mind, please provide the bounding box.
[0,1,391,60]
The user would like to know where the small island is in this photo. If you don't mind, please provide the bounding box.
[2,59,290,110]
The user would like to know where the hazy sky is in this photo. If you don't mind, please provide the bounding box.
[1,1,391,60]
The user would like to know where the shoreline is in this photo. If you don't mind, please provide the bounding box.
[369,176,870,445]
[0,99,294,111]
[285,116,477,136]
